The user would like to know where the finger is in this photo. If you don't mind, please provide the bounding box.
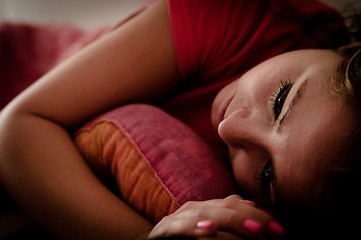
[207,208,285,239]
[148,215,219,239]
[181,197,285,239]
[181,195,255,211]
[150,196,285,239]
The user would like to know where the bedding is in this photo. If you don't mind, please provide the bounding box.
[0,0,360,238]
[74,104,238,223]
[0,102,238,238]
[0,22,108,110]
[0,21,109,239]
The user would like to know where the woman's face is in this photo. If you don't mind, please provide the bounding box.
[212,49,357,207]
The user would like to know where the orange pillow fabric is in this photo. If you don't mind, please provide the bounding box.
[74,104,238,223]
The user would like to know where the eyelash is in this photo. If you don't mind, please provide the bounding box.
[258,79,293,202]
[269,79,293,120]
[256,160,273,201]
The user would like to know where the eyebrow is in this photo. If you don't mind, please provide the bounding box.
[277,79,309,131]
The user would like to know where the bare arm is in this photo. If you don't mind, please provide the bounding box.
[0,1,180,239]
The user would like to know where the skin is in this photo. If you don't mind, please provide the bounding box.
[149,195,283,239]
[212,49,357,207]
[149,50,358,239]
[0,1,274,239]
[0,0,356,239]
[0,1,176,239]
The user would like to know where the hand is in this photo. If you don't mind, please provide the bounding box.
[148,195,285,239]
[147,231,244,240]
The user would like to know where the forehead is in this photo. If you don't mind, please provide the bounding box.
[242,49,342,91]
[265,49,340,70]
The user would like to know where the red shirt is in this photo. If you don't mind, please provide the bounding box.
[160,0,350,157]
[0,0,350,158]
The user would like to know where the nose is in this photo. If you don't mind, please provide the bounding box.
[218,107,268,151]
[218,107,272,199]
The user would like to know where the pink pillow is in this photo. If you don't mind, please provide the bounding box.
[74,104,238,223]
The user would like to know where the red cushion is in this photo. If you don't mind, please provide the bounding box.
[74,104,238,223]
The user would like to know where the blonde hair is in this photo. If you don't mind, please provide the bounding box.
[265,45,361,240]
[314,42,361,239]
[332,42,361,102]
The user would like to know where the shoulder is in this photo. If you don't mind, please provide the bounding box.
[167,0,269,80]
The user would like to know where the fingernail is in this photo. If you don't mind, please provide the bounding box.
[268,220,285,235]
[197,220,214,230]
[243,200,256,207]
[243,219,262,233]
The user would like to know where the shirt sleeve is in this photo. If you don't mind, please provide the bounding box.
[167,0,267,82]
[167,0,349,83]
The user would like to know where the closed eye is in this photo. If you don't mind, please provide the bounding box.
[270,80,293,120]
[256,160,274,203]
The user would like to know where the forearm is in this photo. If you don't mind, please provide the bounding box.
[0,111,153,239]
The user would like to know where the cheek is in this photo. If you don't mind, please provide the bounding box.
[229,149,263,198]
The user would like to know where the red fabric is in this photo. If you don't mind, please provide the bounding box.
[162,0,350,158]
[0,0,350,158]
[0,22,108,110]
[74,104,238,223]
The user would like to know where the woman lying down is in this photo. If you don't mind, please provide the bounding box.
[0,0,361,239]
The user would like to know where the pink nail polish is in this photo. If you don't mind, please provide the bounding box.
[197,220,214,230]
[243,200,256,207]
[268,220,285,235]
[243,219,262,233]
